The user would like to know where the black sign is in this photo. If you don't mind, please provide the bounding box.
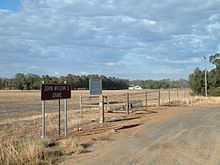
[41,84,71,100]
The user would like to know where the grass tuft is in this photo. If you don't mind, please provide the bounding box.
[0,137,59,165]
[60,137,86,155]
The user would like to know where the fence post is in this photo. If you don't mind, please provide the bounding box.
[168,89,171,103]
[145,90,148,109]
[105,96,109,112]
[177,89,179,101]
[158,90,161,106]
[89,96,91,111]
[99,95,104,123]
[80,95,83,115]
[126,93,130,115]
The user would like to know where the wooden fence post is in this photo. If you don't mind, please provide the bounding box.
[145,90,148,109]
[158,90,161,106]
[99,95,104,123]
[168,89,171,103]
[89,96,91,111]
[177,89,179,101]
[80,95,83,115]
[126,93,130,115]
[105,96,109,112]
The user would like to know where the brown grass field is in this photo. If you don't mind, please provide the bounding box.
[1,89,219,164]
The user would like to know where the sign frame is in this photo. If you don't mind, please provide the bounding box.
[41,82,70,139]
[41,84,71,101]
[89,79,102,95]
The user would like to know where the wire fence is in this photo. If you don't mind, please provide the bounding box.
[0,89,192,139]
[80,89,191,113]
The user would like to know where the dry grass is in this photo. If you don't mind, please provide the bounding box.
[188,96,220,106]
[60,137,87,155]
[0,137,53,165]
[0,89,219,164]
[0,135,88,165]
[0,90,102,164]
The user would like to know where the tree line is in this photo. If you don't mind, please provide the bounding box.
[0,73,190,91]
[189,53,220,96]
[0,73,129,90]
[130,79,188,89]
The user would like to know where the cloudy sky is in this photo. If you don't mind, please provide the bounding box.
[0,0,220,79]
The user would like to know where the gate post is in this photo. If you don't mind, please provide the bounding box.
[158,90,161,106]
[99,95,104,123]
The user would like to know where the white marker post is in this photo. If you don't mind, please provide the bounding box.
[41,81,45,138]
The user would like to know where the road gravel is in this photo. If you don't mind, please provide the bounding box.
[65,106,220,165]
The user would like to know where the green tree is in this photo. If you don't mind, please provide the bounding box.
[189,68,205,95]
[25,74,41,90]
[15,73,25,90]
[188,53,220,96]
[42,75,53,84]
[208,53,220,95]
[209,53,220,67]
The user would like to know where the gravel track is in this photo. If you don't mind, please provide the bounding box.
[65,106,220,165]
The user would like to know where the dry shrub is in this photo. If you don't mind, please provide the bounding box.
[60,137,86,155]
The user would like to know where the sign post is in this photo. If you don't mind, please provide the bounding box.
[41,83,71,138]
[64,81,68,136]
[58,99,61,135]
[41,81,45,138]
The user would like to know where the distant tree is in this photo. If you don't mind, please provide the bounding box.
[188,68,205,95]
[208,53,220,93]
[15,73,25,90]
[188,53,220,95]
[59,76,66,84]
[209,53,220,67]
[66,74,80,89]
[25,74,41,90]
[42,75,53,84]
[130,79,188,89]
[0,78,2,89]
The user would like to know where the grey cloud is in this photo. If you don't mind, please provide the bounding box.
[0,0,220,79]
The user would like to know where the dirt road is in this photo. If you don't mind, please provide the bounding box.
[65,106,220,165]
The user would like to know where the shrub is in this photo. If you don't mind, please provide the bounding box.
[60,138,86,155]
[209,87,220,96]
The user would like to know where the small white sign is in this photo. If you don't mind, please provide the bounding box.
[89,79,102,95]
